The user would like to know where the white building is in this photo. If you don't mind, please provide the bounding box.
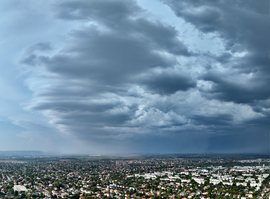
[13,185,28,192]
[210,178,221,185]
[192,177,205,184]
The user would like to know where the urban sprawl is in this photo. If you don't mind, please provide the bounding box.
[0,156,270,199]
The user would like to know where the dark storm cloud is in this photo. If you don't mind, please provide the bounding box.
[21,0,195,88]
[215,53,232,64]
[201,72,270,104]
[55,111,132,127]
[39,29,174,85]
[54,0,141,22]
[20,0,195,95]
[55,0,192,56]
[20,42,52,66]
[133,19,193,56]
[31,100,138,128]
[21,54,38,66]
[31,101,122,113]
[140,71,196,95]
[164,0,270,104]
[20,0,198,141]
[53,0,189,56]
[18,0,270,153]
[159,0,270,152]
[191,114,233,126]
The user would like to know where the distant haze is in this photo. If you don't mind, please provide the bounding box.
[0,151,45,156]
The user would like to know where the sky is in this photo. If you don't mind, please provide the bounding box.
[0,0,270,155]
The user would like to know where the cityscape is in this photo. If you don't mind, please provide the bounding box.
[1,154,270,198]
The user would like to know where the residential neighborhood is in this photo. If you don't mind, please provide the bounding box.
[0,156,270,198]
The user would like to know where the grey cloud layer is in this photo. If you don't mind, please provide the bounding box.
[165,0,270,104]
[20,0,270,153]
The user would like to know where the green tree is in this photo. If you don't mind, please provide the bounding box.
[71,193,80,199]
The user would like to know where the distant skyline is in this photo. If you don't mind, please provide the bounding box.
[0,0,270,155]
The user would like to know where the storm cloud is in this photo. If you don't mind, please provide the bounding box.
[9,0,270,154]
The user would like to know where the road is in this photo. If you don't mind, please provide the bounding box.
[257,176,270,198]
